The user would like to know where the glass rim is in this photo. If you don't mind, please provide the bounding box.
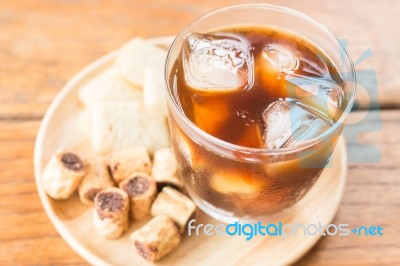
[164,3,356,156]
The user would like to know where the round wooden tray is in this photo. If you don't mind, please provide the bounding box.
[34,36,347,266]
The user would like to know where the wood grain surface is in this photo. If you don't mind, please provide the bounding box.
[0,0,399,265]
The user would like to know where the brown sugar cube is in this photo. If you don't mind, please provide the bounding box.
[151,186,196,232]
[151,148,183,190]
[78,158,115,205]
[130,215,181,262]
[119,172,157,221]
[42,150,86,200]
[109,146,151,184]
[93,187,129,239]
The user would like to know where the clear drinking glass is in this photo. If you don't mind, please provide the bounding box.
[164,4,355,223]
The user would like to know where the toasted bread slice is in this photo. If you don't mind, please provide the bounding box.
[115,38,167,87]
[78,68,142,106]
[143,66,168,116]
[90,102,169,154]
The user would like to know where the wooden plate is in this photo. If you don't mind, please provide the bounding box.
[34,36,347,266]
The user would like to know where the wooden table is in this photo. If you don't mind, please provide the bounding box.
[0,0,399,265]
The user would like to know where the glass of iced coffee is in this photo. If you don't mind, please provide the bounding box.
[165,4,355,222]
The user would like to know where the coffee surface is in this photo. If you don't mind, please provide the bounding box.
[170,26,343,148]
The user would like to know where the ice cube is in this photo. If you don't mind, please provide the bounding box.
[286,75,344,120]
[182,33,253,90]
[191,95,230,136]
[257,44,299,99]
[211,168,265,195]
[262,100,332,149]
[262,45,299,78]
